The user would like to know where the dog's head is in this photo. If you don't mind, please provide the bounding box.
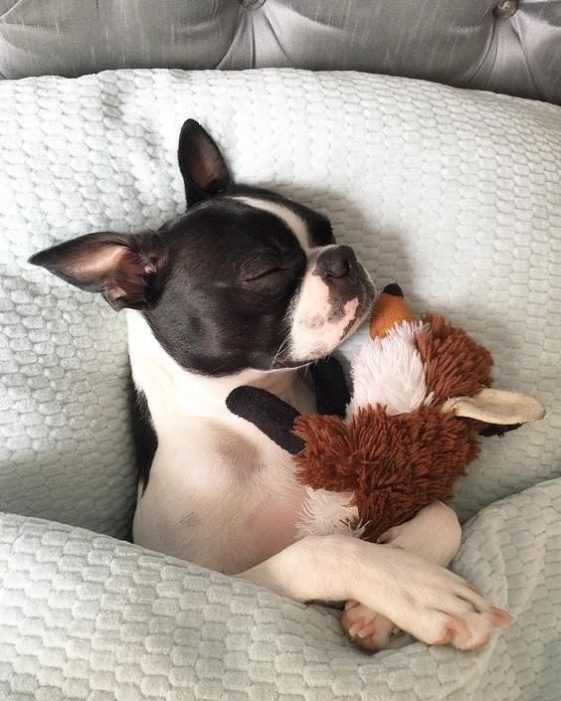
[30,120,375,375]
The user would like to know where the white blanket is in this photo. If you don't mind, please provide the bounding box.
[1,479,560,700]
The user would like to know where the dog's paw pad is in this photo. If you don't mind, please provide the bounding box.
[341,601,399,652]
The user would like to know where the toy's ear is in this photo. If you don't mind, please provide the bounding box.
[443,388,545,435]
[226,386,305,455]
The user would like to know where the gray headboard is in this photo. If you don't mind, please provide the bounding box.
[0,0,560,103]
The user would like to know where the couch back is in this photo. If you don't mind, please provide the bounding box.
[0,0,560,103]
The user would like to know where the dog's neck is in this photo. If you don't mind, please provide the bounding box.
[127,311,310,435]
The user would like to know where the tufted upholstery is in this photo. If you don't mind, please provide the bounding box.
[0,0,560,104]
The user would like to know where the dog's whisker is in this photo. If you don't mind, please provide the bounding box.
[270,332,291,370]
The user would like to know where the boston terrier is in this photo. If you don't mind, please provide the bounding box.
[29,120,510,651]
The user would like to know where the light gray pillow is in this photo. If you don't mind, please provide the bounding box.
[0,68,559,537]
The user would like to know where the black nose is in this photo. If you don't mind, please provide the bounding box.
[316,245,357,280]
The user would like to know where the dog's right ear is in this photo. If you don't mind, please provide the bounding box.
[29,232,165,311]
[178,119,232,208]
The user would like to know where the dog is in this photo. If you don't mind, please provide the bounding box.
[30,119,510,651]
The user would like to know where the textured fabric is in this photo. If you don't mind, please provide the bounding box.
[0,1,560,104]
[0,478,560,700]
[1,69,559,534]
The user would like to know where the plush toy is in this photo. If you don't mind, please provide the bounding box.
[227,284,545,543]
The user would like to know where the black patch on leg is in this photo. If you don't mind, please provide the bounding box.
[129,381,158,492]
[226,386,304,454]
[309,355,351,417]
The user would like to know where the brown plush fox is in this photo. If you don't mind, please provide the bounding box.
[227,284,545,543]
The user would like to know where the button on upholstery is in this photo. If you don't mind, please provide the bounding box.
[238,0,267,8]
[493,0,518,19]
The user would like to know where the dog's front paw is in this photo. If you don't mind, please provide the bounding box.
[355,545,511,651]
[388,560,511,650]
[341,600,398,652]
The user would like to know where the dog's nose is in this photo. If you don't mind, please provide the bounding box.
[316,245,357,280]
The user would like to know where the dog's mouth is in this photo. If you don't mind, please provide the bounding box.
[339,279,376,342]
[332,277,376,346]
[273,273,375,369]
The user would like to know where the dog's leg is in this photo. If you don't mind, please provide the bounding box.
[341,502,472,651]
[377,501,462,564]
[239,517,510,651]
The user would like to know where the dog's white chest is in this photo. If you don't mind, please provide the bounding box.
[133,416,307,573]
[128,311,314,573]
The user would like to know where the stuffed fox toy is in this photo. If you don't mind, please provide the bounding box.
[227,284,545,543]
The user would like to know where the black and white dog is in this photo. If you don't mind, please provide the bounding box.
[30,120,509,651]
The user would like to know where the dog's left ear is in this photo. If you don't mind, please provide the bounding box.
[29,231,164,311]
[178,119,232,208]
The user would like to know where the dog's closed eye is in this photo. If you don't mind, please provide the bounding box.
[244,266,286,282]
[240,250,299,287]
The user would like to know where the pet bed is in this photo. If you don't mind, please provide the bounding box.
[0,68,560,699]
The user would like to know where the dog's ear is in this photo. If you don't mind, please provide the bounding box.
[178,119,232,208]
[29,232,164,311]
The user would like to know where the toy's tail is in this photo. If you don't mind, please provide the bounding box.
[369,283,416,339]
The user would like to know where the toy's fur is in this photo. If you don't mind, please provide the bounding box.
[294,313,493,542]
[418,314,492,399]
[348,320,430,416]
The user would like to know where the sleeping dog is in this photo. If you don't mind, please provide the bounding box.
[30,120,510,651]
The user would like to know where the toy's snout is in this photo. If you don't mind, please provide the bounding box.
[370,283,416,339]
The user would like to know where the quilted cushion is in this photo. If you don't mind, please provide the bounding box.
[1,69,559,534]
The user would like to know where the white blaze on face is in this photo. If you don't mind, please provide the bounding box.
[287,241,369,361]
[231,195,367,364]
[289,259,360,360]
[234,196,311,252]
